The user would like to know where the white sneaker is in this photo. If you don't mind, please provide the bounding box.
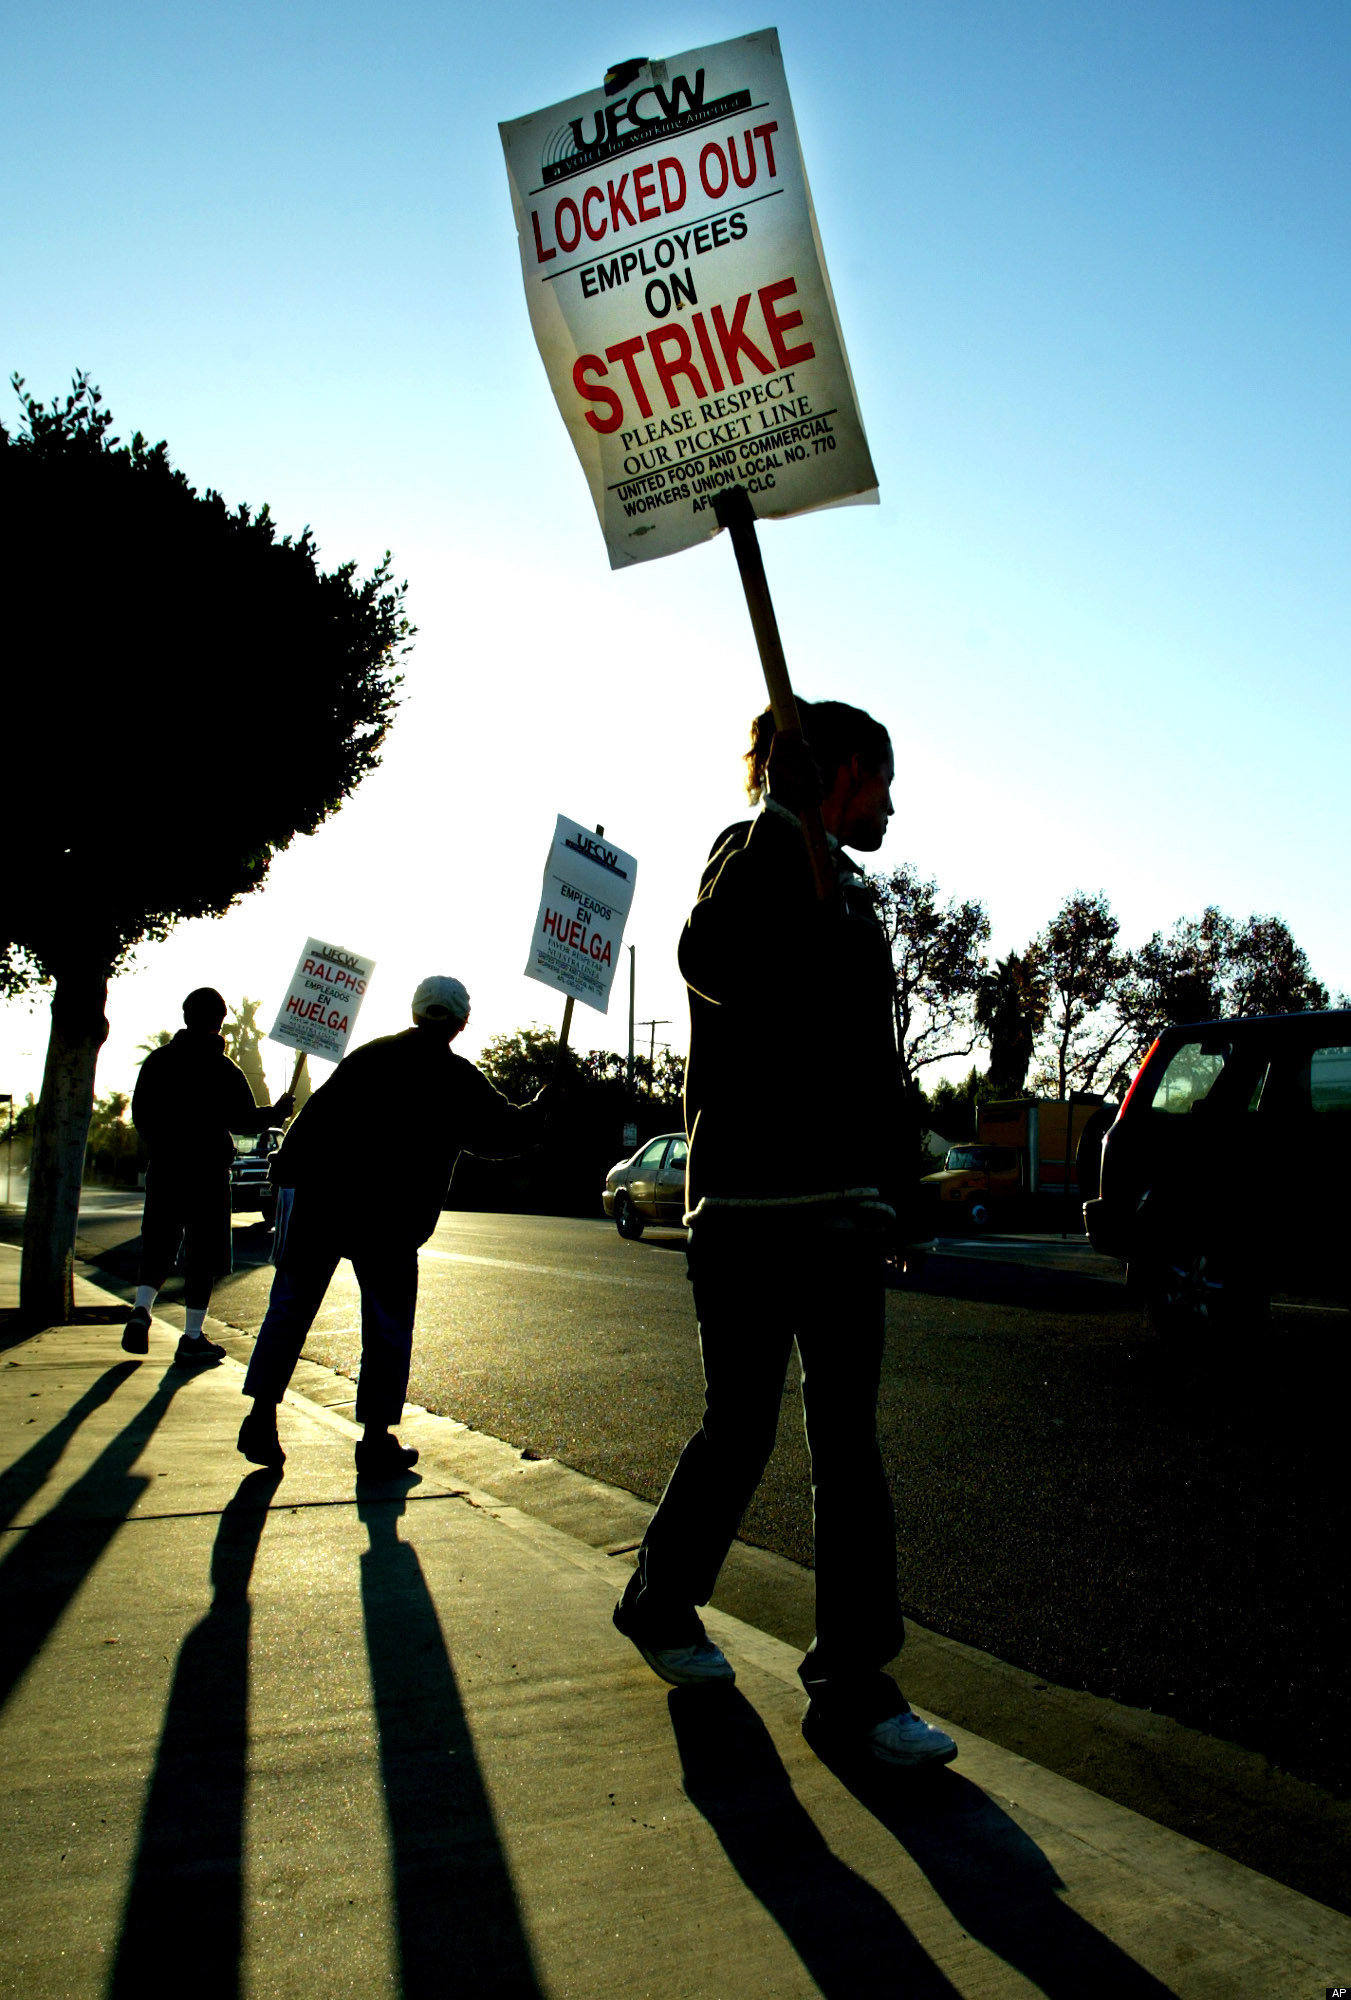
[626,1636,736,1688]
[612,1593,736,1688]
[867,1709,958,1768]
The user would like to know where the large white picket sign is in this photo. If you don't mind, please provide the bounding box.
[500,29,877,568]
[269,937,375,1064]
[525,817,637,1013]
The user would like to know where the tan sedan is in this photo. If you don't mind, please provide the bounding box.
[602,1132,688,1238]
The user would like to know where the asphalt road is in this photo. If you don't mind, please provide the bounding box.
[49,1194,1351,1795]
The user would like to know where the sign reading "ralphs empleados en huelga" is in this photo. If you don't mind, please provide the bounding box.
[269,937,375,1065]
[500,29,877,568]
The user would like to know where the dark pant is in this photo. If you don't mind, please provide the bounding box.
[139,1161,233,1308]
[627,1220,904,1711]
[242,1191,419,1431]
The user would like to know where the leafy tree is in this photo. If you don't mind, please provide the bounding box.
[865,864,991,1093]
[637,1047,686,1112]
[974,951,1049,1096]
[1032,890,1134,1098]
[1226,914,1329,1018]
[470,1025,684,1215]
[862,864,989,1186]
[2,374,411,1320]
[477,1025,574,1100]
[579,1046,628,1089]
[478,1027,686,1122]
[84,1091,139,1185]
[1,1095,38,1197]
[924,1067,990,1143]
[1125,907,1231,1037]
[3,1094,39,1140]
[1118,907,1330,1065]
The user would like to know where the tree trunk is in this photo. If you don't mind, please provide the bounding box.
[1057,993,1073,1100]
[20,967,110,1325]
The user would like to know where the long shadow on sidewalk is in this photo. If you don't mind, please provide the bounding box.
[808,1730,1180,1998]
[0,1366,189,1716]
[359,1488,544,2000]
[669,1686,962,1997]
[0,1359,140,1530]
[108,1467,282,2000]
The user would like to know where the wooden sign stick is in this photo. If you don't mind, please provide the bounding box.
[713,485,836,902]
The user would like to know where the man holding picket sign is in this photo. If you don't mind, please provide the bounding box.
[122,987,294,1363]
[238,975,550,1478]
[612,703,957,1770]
[502,34,956,1767]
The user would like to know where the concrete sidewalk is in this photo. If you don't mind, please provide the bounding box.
[1,1251,1347,1998]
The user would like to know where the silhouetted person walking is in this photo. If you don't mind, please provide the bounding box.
[614,700,958,1770]
[124,988,293,1364]
[238,976,547,1479]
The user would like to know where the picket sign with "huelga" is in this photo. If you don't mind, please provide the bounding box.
[525,817,637,1014]
[269,937,376,1063]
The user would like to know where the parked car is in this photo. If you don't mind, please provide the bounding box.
[229,1127,284,1225]
[602,1132,688,1238]
[1084,1010,1351,1332]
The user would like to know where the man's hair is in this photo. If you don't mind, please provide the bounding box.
[744,699,891,804]
[183,987,228,1030]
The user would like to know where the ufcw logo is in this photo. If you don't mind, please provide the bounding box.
[566,832,629,878]
[568,71,707,156]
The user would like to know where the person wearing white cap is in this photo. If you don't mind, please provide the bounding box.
[238,974,548,1478]
[410,974,471,1025]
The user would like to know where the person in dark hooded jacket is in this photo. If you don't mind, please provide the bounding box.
[237,974,548,1480]
[124,987,293,1363]
[612,700,958,1773]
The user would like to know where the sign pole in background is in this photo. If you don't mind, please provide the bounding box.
[501,29,874,902]
[525,817,638,1068]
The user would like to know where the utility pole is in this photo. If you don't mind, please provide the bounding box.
[626,945,636,1095]
[636,1020,672,1097]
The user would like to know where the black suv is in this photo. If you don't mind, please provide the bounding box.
[229,1128,284,1226]
[1085,1011,1351,1331]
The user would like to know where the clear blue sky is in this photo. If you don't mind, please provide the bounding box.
[3,1,1347,1100]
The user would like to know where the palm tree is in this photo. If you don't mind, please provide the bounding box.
[975,951,1048,1097]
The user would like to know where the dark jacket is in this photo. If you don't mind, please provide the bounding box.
[679,808,902,1222]
[132,1030,281,1170]
[271,1028,542,1248]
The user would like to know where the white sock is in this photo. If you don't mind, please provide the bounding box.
[134,1286,157,1312]
[184,1307,207,1339]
